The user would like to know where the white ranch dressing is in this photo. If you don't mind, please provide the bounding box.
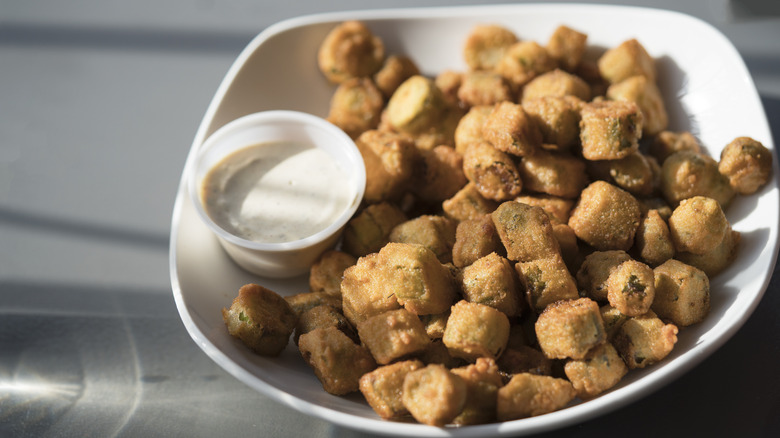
[201,141,353,243]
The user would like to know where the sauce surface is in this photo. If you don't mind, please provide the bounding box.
[201,141,353,243]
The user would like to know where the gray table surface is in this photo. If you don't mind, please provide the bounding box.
[2,0,779,437]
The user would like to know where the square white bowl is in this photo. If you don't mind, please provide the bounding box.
[170,4,778,437]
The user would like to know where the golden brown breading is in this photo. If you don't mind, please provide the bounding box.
[668,196,729,255]
[597,38,656,84]
[576,250,632,302]
[459,252,523,317]
[546,25,588,72]
[359,359,425,419]
[564,342,628,399]
[318,20,385,84]
[492,200,561,262]
[463,24,519,71]
[294,304,358,345]
[454,105,493,154]
[496,41,558,90]
[521,69,591,103]
[518,149,589,199]
[482,101,543,157]
[451,357,504,425]
[340,252,403,326]
[718,136,774,195]
[457,70,514,107]
[402,364,468,426]
[568,181,642,251]
[410,145,468,203]
[452,213,504,268]
[586,151,655,197]
[535,297,605,360]
[357,308,431,364]
[517,255,580,312]
[522,95,584,151]
[342,201,407,257]
[285,291,343,318]
[633,209,675,267]
[326,77,384,139]
[462,142,524,202]
[389,214,458,263]
[607,74,668,136]
[298,326,377,395]
[443,300,511,361]
[222,284,298,356]
[373,54,420,99]
[514,194,575,225]
[675,227,740,278]
[579,100,643,161]
[385,75,447,135]
[496,373,575,420]
[652,259,710,326]
[442,182,500,222]
[309,250,357,296]
[606,259,656,317]
[660,150,735,208]
[648,130,702,163]
[612,311,677,369]
[355,129,418,204]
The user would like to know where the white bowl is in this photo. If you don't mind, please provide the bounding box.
[170,4,778,437]
[187,110,365,278]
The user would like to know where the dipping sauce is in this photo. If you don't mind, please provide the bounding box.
[201,141,354,243]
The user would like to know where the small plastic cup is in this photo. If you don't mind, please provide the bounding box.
[187,110,365,278]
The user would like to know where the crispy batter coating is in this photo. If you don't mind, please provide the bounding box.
[535,297,606,360]
[454,105,493,154]
[612,311,677,369]
[419,311,449,339]
[359,359,425,419]
[668,196,729,255]
[576,250,632,302]
[357,308,431,364]
[552,223,581,273]
[492,200,561,262]
[599,304,629,341]
[518,149,589,199]
[564,342,628,399]
[579,100,643,161]
[675,227,740,278]
[459,252,522,317]
[411,145,468,203]
[402,364,468,426]
[546,25,588,72]
[606,259,656,317]
[597,38,656,84]
[496,373,575,421]
[435,69,464,106]
[342,201,407,257]
[386,75,447,135]
[463,24,519,71]
[341,252,403,326]
[373,54,420,99]
[568,181,642,251]
[521,69,591,103]
[522,95,584,151]
[457,71,514,107]
[452,213,504,268]
[416,339,465,368]
[294,304,358,345]
[318,21,385,84]
[298,326,377,395]
[660,150,735,208]
[451,358,504,425]
[222,284,298,356]
[648,130,702,163]
[586,151,655,197]
[483,101,543,157]
[326,77,384,139]
[652,259,710,326]
[442,182,500,222]
[517,255,580,312]
[309,250,357,296]
[514,194,575,225]
[496,41,558,90]
[634,209,675,267]
[607,74,668,136]
[355,129,418,204]
[718,136,774,195]
[443,300,511,361]
[463,142,524,202]
[285,291,343,318]
[389,214,457,263]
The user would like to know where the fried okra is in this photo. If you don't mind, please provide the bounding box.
[648,130,702,163]
[318,21,385,84]
[457,71,514,107]
[357,308,431,364]
[411,145,468,203]
[342,201,406,257]
[546,25,588,72]
[459,252,522,317]
[326,77,384,139]
[298,326,377,395]
[660,150,735,208]
[419,312,449,339]
[612,311,678,369]
[402,364,467,426]
[576,250,632,302]
[451,358,504,425]
[514,195,574,225]
[463,24,519,71]
[454,105,493,154]
[634,209,675,267]
[492,201,561,262]
[607,74,668,136]
[452,214,504,268]
[675,227,740,278]
[435,69,463,106]
[442,182,500,222]
[600,304,629,340]
[597,38,656,84]
[386,75,447,135]
[496,41,558,90]
[417,339,464,368]
[652,259,710,326]
[359,359,424,419]
[309,250,357,296]
[482,101,543,157]
[552,223,581,272]
[568,181,642,251]
[462,142,524,202]
[497,345,554,376]
[564,342,628,399]
[373,54,420,99]
[294,304,358,345]
[586,151,655,197]
[668,196,729,255]
[606,259,656,317]
[443,300,511,362]
[718,136,774,195]
[389,215,457,263]
[517,255,580,312]
[535,297,606,360]
[222,284,298,356]
[520,69,591,104]
[496,373,575,420]
[579,100,643,161]
[355,130,418,204]
[341,252,403,326]
[285,291,342,318]
[522,95,584,151]
[518,149,589,199]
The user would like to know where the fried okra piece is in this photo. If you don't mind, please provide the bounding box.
[443,300,511,362]
[342,201,406,257]
[341,252,402,326]
[576,250,632,302]
[411,145,468,203]
[435,69,463,106]
[442,182,500,222]
[652,259,710,327]
[606,259,656,317]
[298,326,377,395]
[457,71,514,107]
[607,74,668,136]
[355,130,418,204]
[569,181,642,251]
[373,54,420,99]
[452,214,504,268]
[402,364,467,426]
[417,339,465,368]
[462,142,524,202]
[661,150,735,208]
[459,252,522,317]
[564,342,628,399]
[597,38,656,84]
[359,359,424,419]
[496,373,575,421]
[389,215,457,263]
[579,100,643,161]
[497,345,553,376]
[451,358,504,425]
[535,298,606,360]
[668,196,729,255]
[600,304,629,340]
[522,95,584,151]
[639,197,673,220]
[326,77,384,139]
[552,223,581,272]
[514,195,574,225]
[419,311,449,339]
[410,103,464,151]
[318,21,385,84]
[454,105,493,155]
[518,149,589,199]
[492,201,561,262]
[675,227,740,278]
[463,24,519,71]
[586,151,655,197]
[309,250,357,296]
[612,311,678,369]
[482,101,543,157]
[496,41,558,90]
[546,25,588,72]
[357,308,431,364]
[634,209,675,267]
[517,255,580,312]
[648,130,702,163]
[285,291,343,318]
[520,69,591,104]
[222,284,298,356]
[719,136,774,195]
[294,304,358,345]
[385,75,446,135]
